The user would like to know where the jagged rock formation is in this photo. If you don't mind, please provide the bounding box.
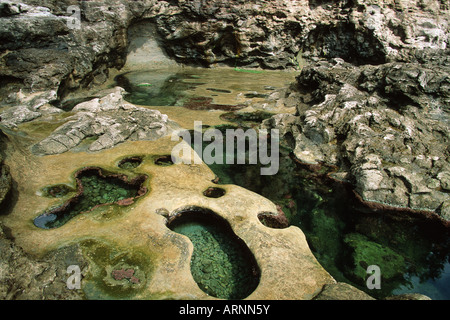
[262,58,449,219]
[0,0,448,97]
[0,90,60,128]
[31,87,179,155]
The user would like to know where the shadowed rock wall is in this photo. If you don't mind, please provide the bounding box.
[1,0,448,97]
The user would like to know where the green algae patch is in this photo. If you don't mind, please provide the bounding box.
[80,239,154,300]
[234,68,263,74]
[343,233,407,284]
[34,167,148,229]
[168,208,260,300]
[137,83,153,87]
[117,156,144,170]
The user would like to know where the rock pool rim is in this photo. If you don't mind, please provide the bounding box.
[153,155,175,166]
[166,206,254,243]
[41,184,74,198]
[166,206,261,298]
[33,167,148,230]
[202,187,226,198]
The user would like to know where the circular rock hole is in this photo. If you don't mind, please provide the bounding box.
[167,207,260,300]
[257,212,289,229]
[118,157,143,169]
[203,187,226,198]
[34,167,148,229]
[154,155,174,166]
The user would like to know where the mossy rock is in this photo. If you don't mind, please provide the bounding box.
[343,233,407,284]
[169,211,260,300]
[80,240,153,299]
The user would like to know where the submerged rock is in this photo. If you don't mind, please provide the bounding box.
[343,233,407,284]
[385,293,432,300]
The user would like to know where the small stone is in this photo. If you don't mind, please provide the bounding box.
[439,200,450,221]
[426,178,441,189]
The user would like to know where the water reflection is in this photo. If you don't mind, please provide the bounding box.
[114,68,296,109]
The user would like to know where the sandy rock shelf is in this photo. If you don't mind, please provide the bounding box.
[0,131,337,300]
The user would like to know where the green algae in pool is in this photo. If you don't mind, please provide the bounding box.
[193,126,450,300]
[118,156,143,170]
[168,209,260,300]
[80,239,153,300]
[260,162,450,299]
[34,168,147,229]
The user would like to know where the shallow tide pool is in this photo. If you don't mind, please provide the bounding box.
[117,67,450,300]
[168,208,260,300]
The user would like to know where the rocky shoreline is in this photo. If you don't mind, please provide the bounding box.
[0,0,449,300]
[1,0,449,94]
[1,1,448,216]
[263,58,449,221]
